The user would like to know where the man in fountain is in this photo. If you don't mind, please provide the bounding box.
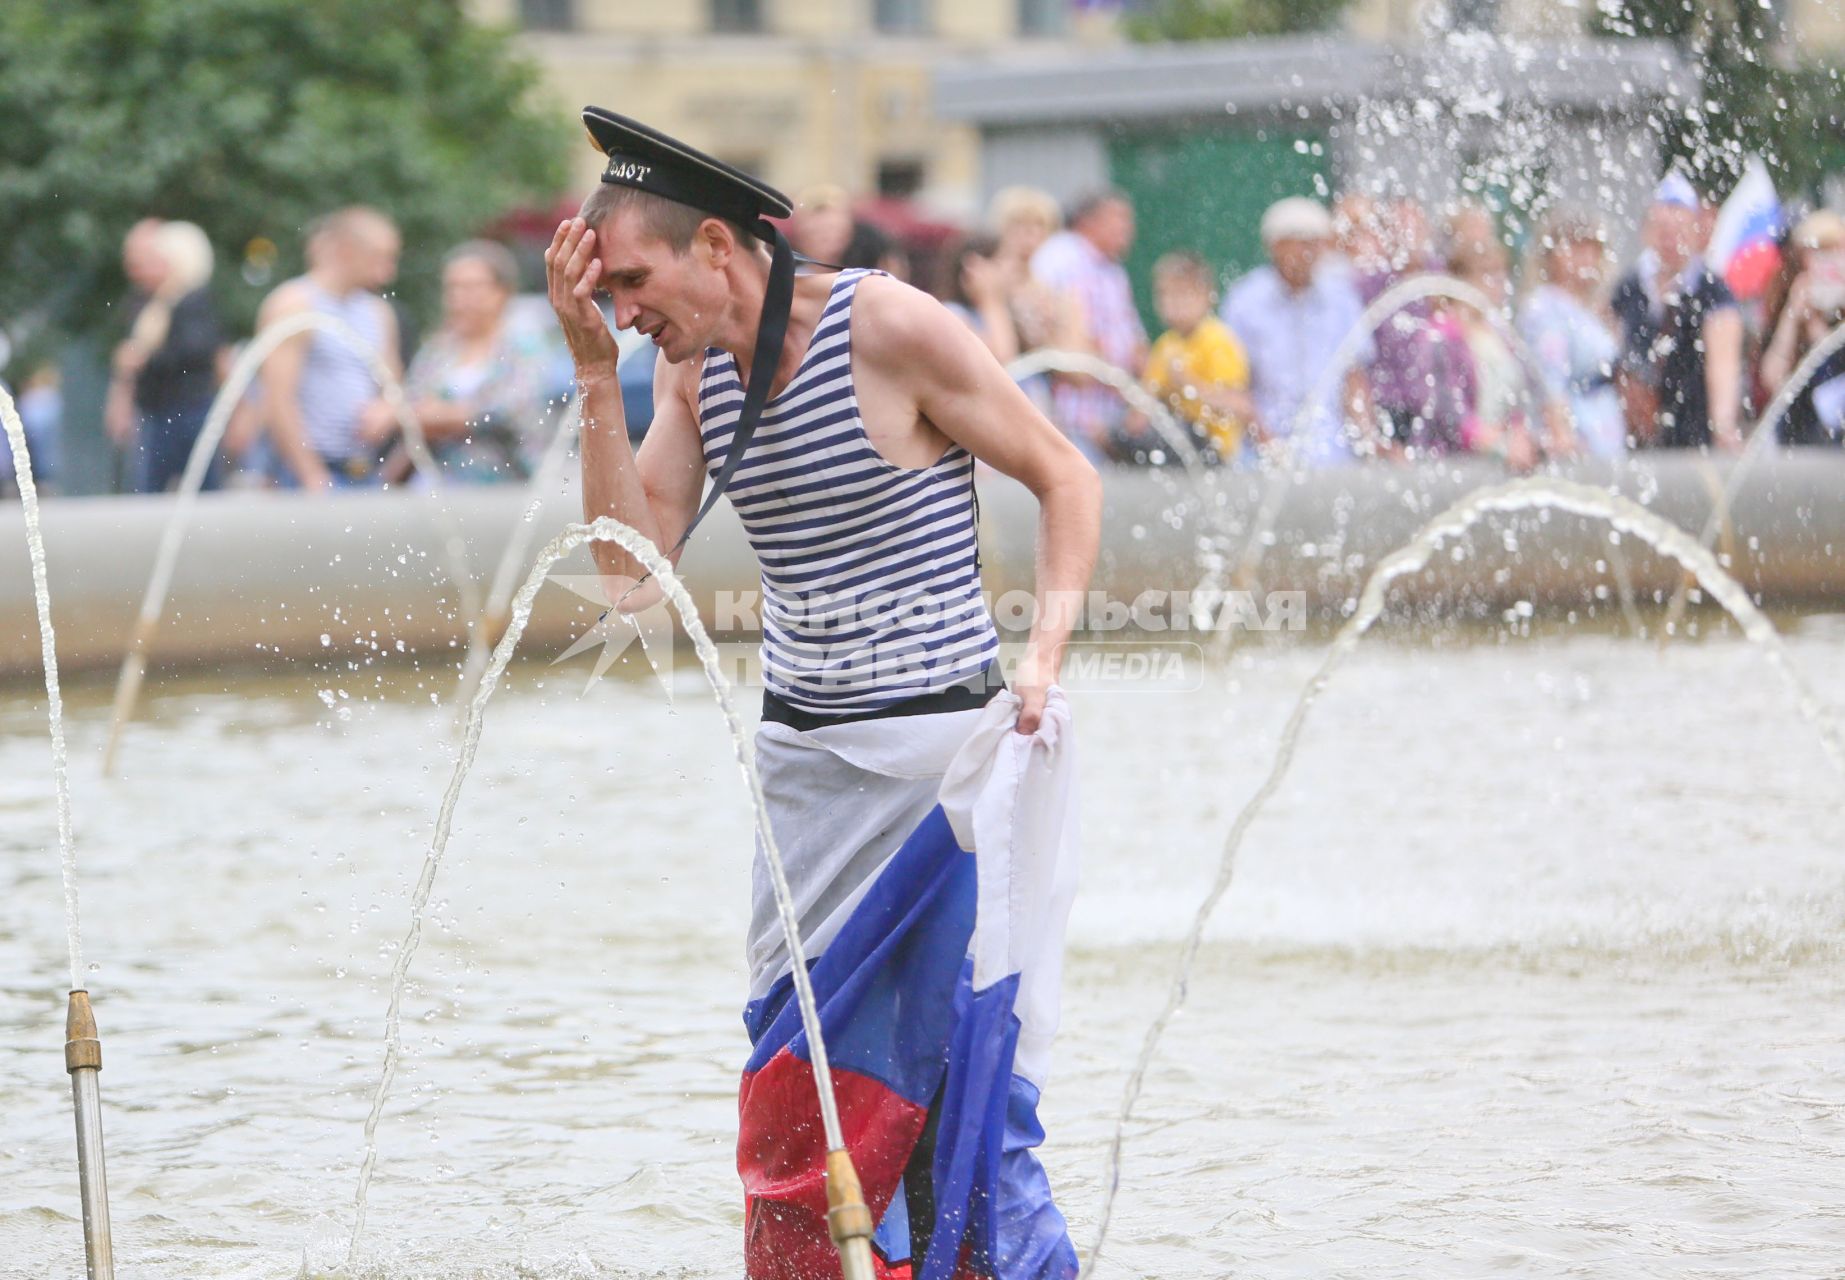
[545,108,1100,1278]
[257,206,404,490]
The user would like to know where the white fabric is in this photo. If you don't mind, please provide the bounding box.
[746,706,986,998]
[939,689,1080,1087]
[745,690,1081,1090]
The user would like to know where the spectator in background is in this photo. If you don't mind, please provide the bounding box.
[841,217,910,281]
[791,185,855,266]
[105,219,165,480]
[1759,210,1845,445]
[1363,197,1447,453]
[988,186,1081,356]
[1221,197,1376,466]
[106,220,225,493]
[1030,188,1147,461]
[939,232,1021,364]
[1611,174,1744,450]
[213,342,273,489]
[1520,209,1625,458]
[258,206,402,490]
[1329,192,1389,283]
[377,239,551,484]
[1442,232,1538,466]
[1142,251,1251,463]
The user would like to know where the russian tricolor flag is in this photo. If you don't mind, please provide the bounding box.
[737,690,1080,1279]
[1707,157,1784,301]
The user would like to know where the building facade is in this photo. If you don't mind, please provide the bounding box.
[468,0,1117,218]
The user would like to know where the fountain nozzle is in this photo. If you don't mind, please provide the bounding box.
[825,1147,877,1280]
[65,990,117,1280]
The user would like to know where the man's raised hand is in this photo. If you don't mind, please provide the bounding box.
[544,218,619,382]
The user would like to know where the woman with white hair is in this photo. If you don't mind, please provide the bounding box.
[105,219,226,492]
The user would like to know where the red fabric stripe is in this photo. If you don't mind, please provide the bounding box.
[740,1048,930,1279]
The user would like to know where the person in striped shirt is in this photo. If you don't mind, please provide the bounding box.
[546,109,1102,1279]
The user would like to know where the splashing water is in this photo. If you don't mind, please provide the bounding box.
[1007,348,1242,622]
[1229,274,1551,594]
[453,395,583,710]
[1,386,84,990]
[345,517,848,1265]
[1662,319,1845,632]
[1078,476,1845,1278]
[101,310,485,774]
[1006,348,1210,479]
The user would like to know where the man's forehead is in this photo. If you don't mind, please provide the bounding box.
[594,205,669,253]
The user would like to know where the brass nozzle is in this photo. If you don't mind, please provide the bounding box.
[65,990,102,1074]
[824,1147,875,1247]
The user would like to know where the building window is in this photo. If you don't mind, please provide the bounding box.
[1448,0,1501,31]
[518,0,574,31]
[711,0,765,33]
[874,0,931,36]
[1018,0,1067,37]
[877,158,926,199]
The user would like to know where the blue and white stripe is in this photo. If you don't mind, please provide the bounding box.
[297,278,386,462]
[697,269,998,714]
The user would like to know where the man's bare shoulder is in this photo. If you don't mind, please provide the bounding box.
[653,345,707,411]
[258,278,314,323]
[850,274,975,378]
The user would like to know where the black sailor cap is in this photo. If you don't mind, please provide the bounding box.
[582,106,793,239]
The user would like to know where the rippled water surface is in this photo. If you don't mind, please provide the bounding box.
[4,628,1844,1278]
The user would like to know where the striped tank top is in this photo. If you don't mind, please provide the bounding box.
[696,269,999,716]
[297,278,386,461]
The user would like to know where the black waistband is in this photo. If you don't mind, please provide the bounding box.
[761,662,1005,733]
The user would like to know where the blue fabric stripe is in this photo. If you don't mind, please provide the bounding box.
[740,806,972,1098]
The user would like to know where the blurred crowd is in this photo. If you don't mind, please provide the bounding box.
[5,171,1845,499]
[877,174,1845,473]
[2,206,574,497]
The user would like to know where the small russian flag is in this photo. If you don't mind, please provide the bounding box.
[1707,157,1784,301]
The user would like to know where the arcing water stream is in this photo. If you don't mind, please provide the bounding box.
[453,396,584,711]
[344,518,856,1268]
[1660,318,1845,631]
[4,385,117,1279]
[10,374,1845,1277]
[1005,348,1209,478]
[1228,274,1552,596]
[101,310,485,775]
[1079,475,1845,1277]
[1,386,83,989]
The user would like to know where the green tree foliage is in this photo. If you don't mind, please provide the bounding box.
[0,0,569,353]
[1123,0,1358,42]
[1591,0,1845,200]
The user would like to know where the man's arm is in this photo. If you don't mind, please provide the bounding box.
[546,218,705,611]
[1703,305,1744,449]
[1758,276,1809,395]
[858,276,1102,735]
[257,285,333,491]
[376,297,402,380]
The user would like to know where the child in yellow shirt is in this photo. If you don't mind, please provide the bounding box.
[1143,251,1252,462]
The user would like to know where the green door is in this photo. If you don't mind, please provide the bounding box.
[1109,126,1330,335]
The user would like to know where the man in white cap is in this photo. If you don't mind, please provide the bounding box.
[1220,195,1378,466]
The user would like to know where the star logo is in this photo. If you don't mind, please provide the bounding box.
[547,574,677,701]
